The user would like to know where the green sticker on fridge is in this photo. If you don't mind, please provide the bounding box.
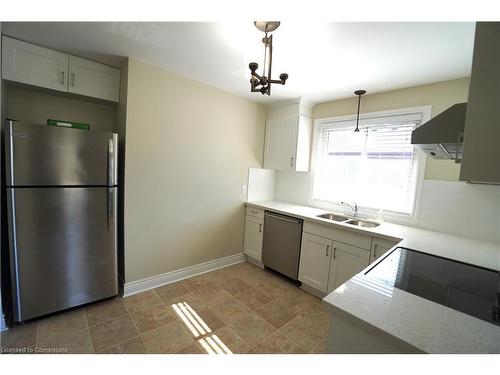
[47,119,90,130]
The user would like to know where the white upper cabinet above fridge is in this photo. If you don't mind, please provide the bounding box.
[2,36,69,92]
[264,99,313,172]
[1,36,120,103]
[68,56,120,102]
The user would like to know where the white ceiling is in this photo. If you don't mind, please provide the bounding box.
[2,22,475,104]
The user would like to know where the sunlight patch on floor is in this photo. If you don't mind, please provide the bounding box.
[172,302,232,354]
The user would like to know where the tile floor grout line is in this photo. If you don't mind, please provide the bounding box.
[96,335,142,353]
[87,311,130,328]
[218,324,256,354]
[87,299,136,353]
[121,299,148,354]
[126,301,167,315]
[227,310,278,351]
[278,316,329,353]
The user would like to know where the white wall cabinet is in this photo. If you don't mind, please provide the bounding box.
[243,215,264,262]
[264,100,312,172]
[2,36,120,103]
[327,242,371,294]
[68,56,120,102]
[299,233,333,292]
[2,36,69,92]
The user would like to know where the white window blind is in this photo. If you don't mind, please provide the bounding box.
[313,115,421,216]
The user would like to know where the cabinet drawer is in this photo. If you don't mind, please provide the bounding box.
[245,206,264,220]
[303,221,371,250]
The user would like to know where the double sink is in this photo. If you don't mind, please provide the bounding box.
[316,213,380,228]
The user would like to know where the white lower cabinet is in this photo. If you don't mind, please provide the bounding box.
[371,237,400,262]
[298,233,333,293]
[243,215,263,261]
[327,242,371,294]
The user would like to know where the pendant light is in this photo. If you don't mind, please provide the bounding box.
[249,21,288,96]
[354,90,366,132]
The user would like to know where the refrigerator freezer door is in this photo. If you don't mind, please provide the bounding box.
[7,187,118,322]
[5,121,118,187]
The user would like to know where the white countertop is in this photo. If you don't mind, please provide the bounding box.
[245,200,500,353]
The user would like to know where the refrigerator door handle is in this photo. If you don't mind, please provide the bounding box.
[107,188,114,231]
[6,121,15,186]
[7,188,22,321]
[108,138,114,186]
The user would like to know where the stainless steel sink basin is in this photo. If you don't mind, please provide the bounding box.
[317,213,380,228]
[344,219,380,228]
[317,213,348,222]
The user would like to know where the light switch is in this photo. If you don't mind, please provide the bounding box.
[241,185,247,195]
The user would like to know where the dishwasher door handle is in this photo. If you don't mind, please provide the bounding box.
[264,213,302,224]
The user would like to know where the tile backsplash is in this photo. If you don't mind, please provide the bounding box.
[247,168,275,202]
[274,170,312,206]
[417,180,500,243]
[248,168,500,243]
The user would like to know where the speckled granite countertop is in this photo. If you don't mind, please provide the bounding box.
[245,200,500,353]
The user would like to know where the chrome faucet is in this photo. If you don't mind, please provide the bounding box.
[341,201,358,217]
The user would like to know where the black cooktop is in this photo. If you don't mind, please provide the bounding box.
[365,247,500,326]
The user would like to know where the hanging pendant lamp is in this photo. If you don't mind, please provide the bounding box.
[354,90,366,132]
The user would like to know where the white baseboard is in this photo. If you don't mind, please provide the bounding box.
[123,252,246,297]
[0,314,7,332]
[246,255,264,269]
[300,283,326,299]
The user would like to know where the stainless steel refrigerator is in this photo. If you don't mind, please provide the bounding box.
[5,120,118,322]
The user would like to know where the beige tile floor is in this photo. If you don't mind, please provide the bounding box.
[0,261,330,354]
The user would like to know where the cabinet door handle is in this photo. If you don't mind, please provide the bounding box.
[60,71,65,85]
[373,244,378,259]
[290,156,294,167]
[258,223,262,233]
[333,247,337,259]
[70,73,75,87]
[326,245,330,257]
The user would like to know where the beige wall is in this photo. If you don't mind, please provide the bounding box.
[5,86,115,132]
[313,78,471,181]
[123,59,266,283]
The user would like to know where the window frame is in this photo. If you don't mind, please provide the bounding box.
[309,105,431,225]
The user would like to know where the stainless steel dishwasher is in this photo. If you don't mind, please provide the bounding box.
[262,211,303,280]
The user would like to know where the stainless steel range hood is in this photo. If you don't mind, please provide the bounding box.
[411,103,466,162]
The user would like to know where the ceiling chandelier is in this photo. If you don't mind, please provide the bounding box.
[249,21,288,96]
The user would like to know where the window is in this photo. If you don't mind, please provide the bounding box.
[312,109,428,221]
